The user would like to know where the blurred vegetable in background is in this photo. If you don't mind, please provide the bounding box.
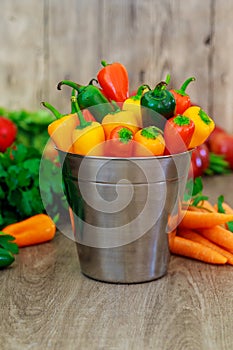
[0,107,55,154]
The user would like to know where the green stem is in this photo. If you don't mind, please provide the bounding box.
[41,101,63,120]
[175,77,195,96]
[72,97,92,129]
[70,89,77,114]
[131,84,151,101]
[57,80,82,93]
[101,60,108,67]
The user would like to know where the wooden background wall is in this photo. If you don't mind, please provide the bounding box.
[1,0,233,131]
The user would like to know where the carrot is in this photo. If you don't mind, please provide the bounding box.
[197,225,233,252]
[170,236,227,264]
[168,229,177,250]
[178,228,233,265]
[214,202,233,215]
[179,210,233,229]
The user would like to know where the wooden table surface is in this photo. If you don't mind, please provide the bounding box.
[1,175,233,350]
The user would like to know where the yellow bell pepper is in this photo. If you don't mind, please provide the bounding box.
[42,89,79,153]
[72,97,105,156]
[122,85,150,127]
[183,106,215,148]
[102,102,140,139]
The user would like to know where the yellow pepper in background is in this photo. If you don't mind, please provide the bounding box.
[183,106,215,148]
[122,85,150,127]
[72,97,105,156]
[102,102,140,139]
[42,89,79,153]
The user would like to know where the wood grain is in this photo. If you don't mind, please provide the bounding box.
[0,175,233,350]
[1,0,233,131]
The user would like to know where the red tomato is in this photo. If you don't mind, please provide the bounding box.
[0,117,17,152]
[189,143,210,178]
[205,124,226,148]
[164,115,195,154]
[209,132,233,169]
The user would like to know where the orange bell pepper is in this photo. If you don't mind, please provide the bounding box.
[2,214,56,248]
[133,126,165,157]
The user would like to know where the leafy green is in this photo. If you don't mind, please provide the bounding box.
[0,107,55,154]
[217,195,233,232]
[0,233,19,254]
[0,143,67,229]
[184,177,209,207]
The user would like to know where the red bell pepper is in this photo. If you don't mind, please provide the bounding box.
[104,125,133,157]
[97,60,129,103]
[170,77,195,114]
[164,114,195,154]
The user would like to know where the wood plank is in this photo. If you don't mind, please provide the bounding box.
[212,0,233,132]
[0,0,44,110]
[46,0,102,114]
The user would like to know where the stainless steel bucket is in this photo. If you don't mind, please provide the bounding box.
[58,151,191,283]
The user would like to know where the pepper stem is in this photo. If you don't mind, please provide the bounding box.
[131,84,151,101]
[41,101,63,120]
[72,96,92,129]
[175,77,195,96]
[57,80,82,93]
[101,60,108,67]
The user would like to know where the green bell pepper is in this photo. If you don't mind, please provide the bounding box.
[141,76,176,129]
[57,79,114,123]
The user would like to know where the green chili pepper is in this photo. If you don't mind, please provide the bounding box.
[141,75,176,129]
[57,79,114,123]
[0,248,15,268]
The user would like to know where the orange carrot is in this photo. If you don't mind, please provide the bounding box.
[168,229,177,250]
[178,228,233,265]
[2,214,56,247]
[197,225,233,252]
[179,210,233,229]
[214,202,233,215]
[170,236,227,264]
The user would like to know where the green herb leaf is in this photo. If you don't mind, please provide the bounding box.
[0,233,19,254]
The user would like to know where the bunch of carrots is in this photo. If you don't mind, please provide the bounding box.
[169,191,233,265]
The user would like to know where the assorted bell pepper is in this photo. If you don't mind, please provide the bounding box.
[42,60,216,158]
[140,75,176,129]
[183,106,215,148]
[97,60,129,102]
[164,115,195,154]
[102,101,140,139]
[170,77,195,115]
[57,79,114,122]
[134,126,165,157]
[105,126,134,157]
[71,96,105,156]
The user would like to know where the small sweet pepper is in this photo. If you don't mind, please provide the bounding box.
[101,102,140,139]
[122,84,150,127]
[105,126,134,157]
[72,96,105,156]
[133,126,165,157]
[164,115,195,154]
[57,79,114,122]
[140,75,176,129]
[97,60,129,102]
[170,77,195,115]
[42,89,79,152]
[183,106,215,148]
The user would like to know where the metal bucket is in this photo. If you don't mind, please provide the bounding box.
[58,150,191,284]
